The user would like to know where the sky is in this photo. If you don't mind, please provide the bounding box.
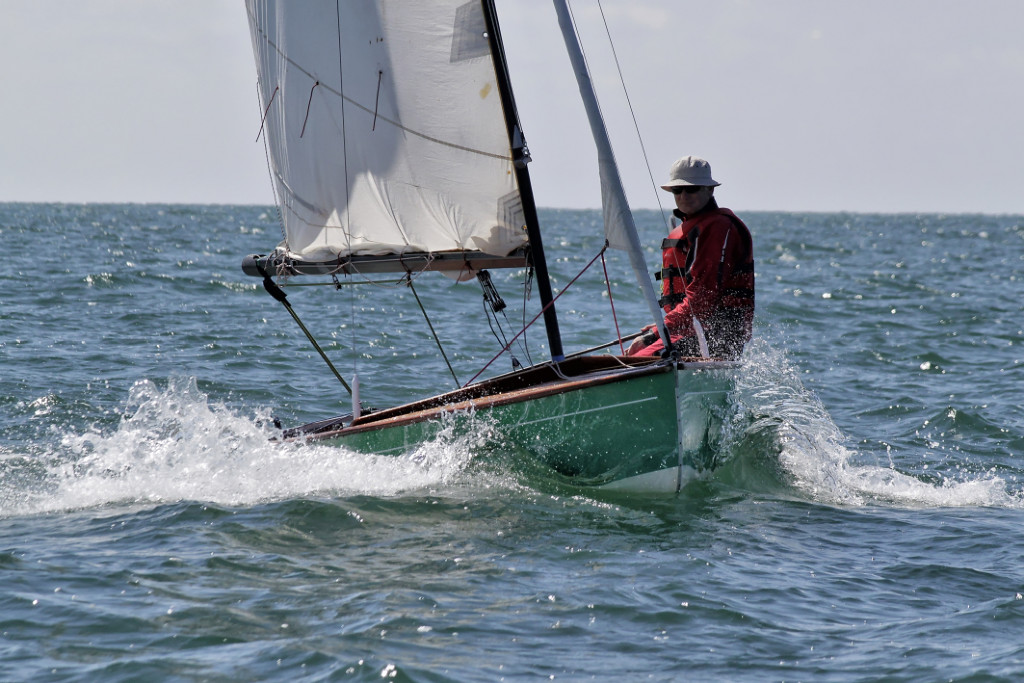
[2,0,1023,214]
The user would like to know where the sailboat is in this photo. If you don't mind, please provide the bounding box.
[240,0,740,494]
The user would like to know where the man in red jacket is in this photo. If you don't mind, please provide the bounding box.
[626,156,754,359]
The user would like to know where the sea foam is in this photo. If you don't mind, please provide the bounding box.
[732,340,1021,508]
[0,378,482,517]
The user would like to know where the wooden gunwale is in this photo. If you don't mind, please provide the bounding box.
[298,356,671,441]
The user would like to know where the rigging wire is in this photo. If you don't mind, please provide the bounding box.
[255,3,666,396]
[595,0,669,225]
[463,247,608,388]
[520,267,535,367]
[407,275,461,387]
[600,247,626,354]
[564,1,672,351]
[572,0,670,227]
[481,299,519,370]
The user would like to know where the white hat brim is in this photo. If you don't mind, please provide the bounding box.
[660,180,721,191]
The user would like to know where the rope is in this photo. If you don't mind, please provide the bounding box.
[407,275,460,387]
[463,246,607,387]
[478,270,527,370]
[600,246,626,354]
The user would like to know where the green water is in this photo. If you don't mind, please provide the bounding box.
[1,203,1022,680]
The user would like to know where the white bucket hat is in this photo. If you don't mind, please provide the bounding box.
[660,156,721,191]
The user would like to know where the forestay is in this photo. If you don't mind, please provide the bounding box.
[245,0,528,266]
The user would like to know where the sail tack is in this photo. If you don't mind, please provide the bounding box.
[246,0,528,264]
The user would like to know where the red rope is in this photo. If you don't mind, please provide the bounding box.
[601,248,625,355]
[463,247,608,387]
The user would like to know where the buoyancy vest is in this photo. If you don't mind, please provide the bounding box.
[654,199,755,358]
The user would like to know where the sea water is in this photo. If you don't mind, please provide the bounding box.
[1,203,1022,681]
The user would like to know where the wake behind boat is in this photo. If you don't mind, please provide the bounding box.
[240,0,741,494]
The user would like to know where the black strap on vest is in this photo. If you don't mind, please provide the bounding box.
[658,292,687,307]
[657,211,754,308]
[655,266,687,281]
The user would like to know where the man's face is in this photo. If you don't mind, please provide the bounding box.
[672,185,713,215]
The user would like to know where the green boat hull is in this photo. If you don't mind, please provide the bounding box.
[294,357,738,494]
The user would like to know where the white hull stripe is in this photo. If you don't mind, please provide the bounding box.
[515,395,660,426]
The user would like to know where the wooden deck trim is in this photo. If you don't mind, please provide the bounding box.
[300,357,670,441]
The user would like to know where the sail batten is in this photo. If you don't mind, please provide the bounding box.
[246,0,529,266]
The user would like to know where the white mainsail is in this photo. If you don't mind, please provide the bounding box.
[245,0,528,263]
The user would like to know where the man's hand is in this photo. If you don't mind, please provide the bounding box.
[624,326,656,356]
[625,336,647,356]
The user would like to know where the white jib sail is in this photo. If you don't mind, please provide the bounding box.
[245,0,528,263]
[551,0,669,346]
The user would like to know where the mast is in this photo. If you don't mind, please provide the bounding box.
[551,0,671,350]
[481,0,565,363]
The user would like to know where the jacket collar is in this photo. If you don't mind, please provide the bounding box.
[673,196,719,221]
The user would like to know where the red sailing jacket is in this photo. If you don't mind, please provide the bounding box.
[639,198,754,359]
